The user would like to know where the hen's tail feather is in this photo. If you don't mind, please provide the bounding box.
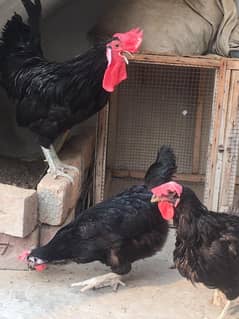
[144,145,177,188]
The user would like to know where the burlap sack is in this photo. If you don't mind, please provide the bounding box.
[91,0,239,57]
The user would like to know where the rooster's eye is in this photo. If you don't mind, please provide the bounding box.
[115,44,119,48]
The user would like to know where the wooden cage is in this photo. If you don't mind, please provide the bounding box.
[94,54,239,214]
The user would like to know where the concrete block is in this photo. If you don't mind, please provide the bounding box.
[37,128,95,226]
[40,209,75,246]
[37,169,79,226]
[0,227,39,270]
[0,183,38,238]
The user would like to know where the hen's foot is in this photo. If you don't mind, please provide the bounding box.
[71,273,125,292]
[216,300,230,319]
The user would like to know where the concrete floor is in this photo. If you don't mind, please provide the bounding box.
[0,230,238,319]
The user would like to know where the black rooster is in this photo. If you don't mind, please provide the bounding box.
[151,181,239,319]
[0,0,142,181]
[19,146,176,291]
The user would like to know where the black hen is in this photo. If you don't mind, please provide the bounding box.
[19,146,176,291]
[151,181,239,319]
[0,0,142,181]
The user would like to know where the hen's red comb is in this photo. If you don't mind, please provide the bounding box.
[151,181,183,198]
[18,250,30,262]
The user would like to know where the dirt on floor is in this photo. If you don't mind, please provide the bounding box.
[0,230,238,319]
[0,258,231,319]
[0,156,47,189]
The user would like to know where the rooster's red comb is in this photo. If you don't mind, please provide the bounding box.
[113,27,143,53]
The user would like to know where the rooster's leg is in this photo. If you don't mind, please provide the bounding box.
[49,145,79,173]
[41,145,79,183]
[71,272,126,292]
[216,300,230,319]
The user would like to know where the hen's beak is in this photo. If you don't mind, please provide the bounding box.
[151,194,160,203]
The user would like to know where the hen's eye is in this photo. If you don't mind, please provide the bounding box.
[115,44,119,48]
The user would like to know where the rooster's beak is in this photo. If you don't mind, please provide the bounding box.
[121,51,134,64]
[151,194,160,203]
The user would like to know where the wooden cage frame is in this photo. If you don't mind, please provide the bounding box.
[94,53,239,214]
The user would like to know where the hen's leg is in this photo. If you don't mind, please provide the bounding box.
[216,300,230,319]
[41,145,79,183]
[71,272,126,292]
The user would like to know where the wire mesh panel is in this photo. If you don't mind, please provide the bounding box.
[106,61,216,199]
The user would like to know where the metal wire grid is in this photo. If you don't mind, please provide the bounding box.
[107,62,216,176]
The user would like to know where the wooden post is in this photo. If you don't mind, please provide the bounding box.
[219,71,239,211]
[93,104,109,204]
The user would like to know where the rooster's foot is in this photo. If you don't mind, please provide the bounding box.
[47,168,74,184]
[55,163,79,174]
[41,145,79,183]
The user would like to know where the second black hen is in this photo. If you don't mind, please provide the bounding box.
[151,181,239,319]
[19,146,176,291]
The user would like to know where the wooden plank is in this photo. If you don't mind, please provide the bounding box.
[104,169,112,199]
[111,169,205,183]
[192,71,205,174]
[211,69,232,210]
[111,169,144,180]
[93,104,109,204]
[225,60,239,71]
[173,174,204,183]
[204,60,230,210]
[111,169,239,185]
[107,89,119,168]
[138,52,223,60]
[130,53,223,69]
[132,53,239,70]
[219,71,239,211]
